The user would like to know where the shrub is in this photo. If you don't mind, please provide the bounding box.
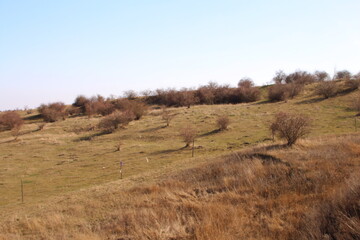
[216,115,230,131]
[113,99,147,120]
[346,73,360,91]
[238,78,261,102]
[272,70,287,84]
[268,84,289,102]
[238,78,254,88]
[98,110,135,133]
[314,71,330,81]
[179,125,197,147]
[286,83,303,99]
[315,81,338,98]
[239,87,261,102]
[285,71,316,85]
[270,112,311,146]
[38,102,67,122]
[123,90,137,100]
[73,95,89,113]
[162,107,175,127]
[66,106,82,116]
[335,70,352,81]
[0,111,24,131]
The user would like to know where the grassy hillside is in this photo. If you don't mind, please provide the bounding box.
[0,82,359,208]
[0,133,359,239]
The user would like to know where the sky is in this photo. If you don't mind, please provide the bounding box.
[0,0,360,110]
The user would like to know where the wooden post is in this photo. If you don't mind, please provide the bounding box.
[21,179,24,203]
[355,117,357,132]
[192,138,195,157]
[120,161,123,179]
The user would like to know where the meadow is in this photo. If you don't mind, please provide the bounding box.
[0,81,359,239]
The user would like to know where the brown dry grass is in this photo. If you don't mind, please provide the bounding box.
[0,134,359,240]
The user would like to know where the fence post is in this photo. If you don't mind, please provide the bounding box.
[21,179,24,203]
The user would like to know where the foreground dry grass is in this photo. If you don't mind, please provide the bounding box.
[0,134,359,240]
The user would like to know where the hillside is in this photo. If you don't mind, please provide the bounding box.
[0,81,360,239]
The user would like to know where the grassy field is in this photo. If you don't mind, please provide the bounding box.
[0,82,359,209]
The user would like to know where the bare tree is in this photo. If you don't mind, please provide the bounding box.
[216,115,230,130]
[162,107,175,127]
[179,125,197,147]
[270,112,311,146]
[315,81,338,98]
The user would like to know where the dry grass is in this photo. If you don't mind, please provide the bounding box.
[0,81,360,239]
[0,134,359,239]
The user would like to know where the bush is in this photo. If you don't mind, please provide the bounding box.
[216,115,230,131]
[112,99,147,120]
[66,106,82,116]
[315,81,338,98]
[0,111,24,132]
[38,102,67,122]
[346,73,360,91]
[238,78,254,88]
[272,70,287,84]
[268,84,289,102]
[314,71,330,81]
[285,71,316,85]
[98,110,135,133]
[179,125,197,147]
[270,112,311,146]
[335,70,352,81]
[162,107,175,127]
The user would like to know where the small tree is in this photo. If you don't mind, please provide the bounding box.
[314,71,330,81]
[270,112,311,146]
[38,102,67,122]
[272,70,287,84]
[268,84,289,102]
[216,115,230,130]
[0,112,24,139]
[335,70,352,81]
[98,110,135,133]
[179,125,197,147]
[315,81,338,98]
[238,78,254,88]
[162,107,175,127]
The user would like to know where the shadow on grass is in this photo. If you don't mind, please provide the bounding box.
[76,131,112,141]
[140,125,167,133]
[0,139,16,144]
[23,114,43,121]
[254,100,274,105]
[151,146,188,155]
[337,88,357,96]
[199,129,221,137]
[295,97,325,105]
[230,144,290,166]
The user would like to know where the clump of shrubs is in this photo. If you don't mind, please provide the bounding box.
[179,125,197,147]
[315,81,338,98]
[345,73,360,91]
[38,102,67,122]
[98,110,135,133]
[238,78,261,102]
[268,84,289,102]
[112,99,147,120]
[216,115,230,131]
[270,112,311,146]
[0,111,24,139]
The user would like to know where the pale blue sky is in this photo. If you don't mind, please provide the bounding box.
[1,0,359,110]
